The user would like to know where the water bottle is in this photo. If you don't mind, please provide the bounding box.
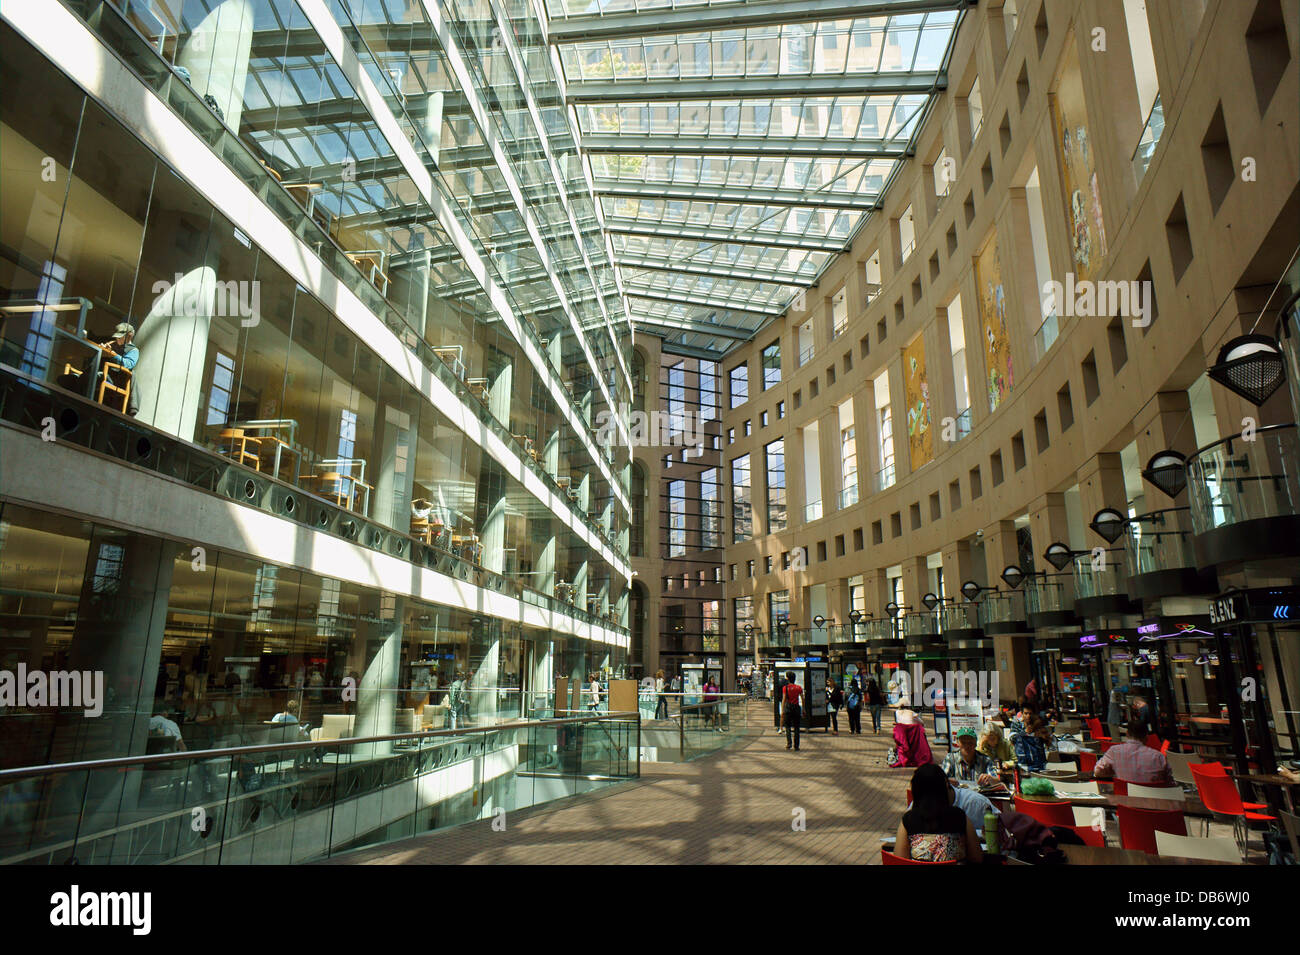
[984,811,1000,855]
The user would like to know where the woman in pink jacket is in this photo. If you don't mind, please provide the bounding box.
[890,709,933,767]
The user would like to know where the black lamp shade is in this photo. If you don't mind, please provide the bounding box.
[1001,565,1026,589]
[1043,542,1075,571]
[743,624,754,634]
[885,602,900,618]
[849,609,863,624]
[961,580,982,602]
[813,615,826,628]
[1207,334,1286,406]
[1090,507,1128,544]
[1141,450,1187,499]
[922,592,939,610]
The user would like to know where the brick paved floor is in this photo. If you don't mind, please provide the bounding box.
[324,702,1247,865]
[328,702,912,865]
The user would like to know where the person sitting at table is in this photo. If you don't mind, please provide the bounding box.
[907,778,999,838]
[1011,714,1051,771]
[411,498,433,521]
[978,721,1014,764]
[1092,709,1174,785]
[271,699,300,724]
[91,322,140,415]
[890,708,932,767]
[894,763,983,863]
[942,725,1000,785]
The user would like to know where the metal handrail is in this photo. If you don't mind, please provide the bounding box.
[1188,422,1296,460]
[0,711,640,782]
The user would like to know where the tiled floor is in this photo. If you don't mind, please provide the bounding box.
[328,702,913,865]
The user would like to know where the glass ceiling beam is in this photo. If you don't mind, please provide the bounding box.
[617,257,811,285]
[597,181,879,210]
[566,72,943,103]
[658,340,729,360]
[582,135,905,159]
[608,222,846,252]
[629,315,760,340]
[627,288,785,315]
[546,0,967,42]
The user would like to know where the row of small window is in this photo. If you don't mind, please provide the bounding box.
[662,568,726,590]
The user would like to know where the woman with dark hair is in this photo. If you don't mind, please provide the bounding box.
[1011,713,1051,771]
[894,764,982,862]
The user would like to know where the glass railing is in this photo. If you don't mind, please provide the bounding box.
[941,603,981,631]
[1072,549,1127,599]
[62,0,625,545]
[805,499,823,522]
[1186,424,1300,533]
[1131,92,1166,182]
[839,483,859,508]
[1124,507,1198,574]
[955,407,973,439]
[978,591,1026,628]
[678,694,747,760]
[877,462,897,491]
[902,611,941,637]
[0,712,639,864]
[1025,576,1068,614]
[0,368,625,636]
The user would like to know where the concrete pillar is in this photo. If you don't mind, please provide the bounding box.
[181,0,255,131]
[372,404,415,533]
[353,594,403,751]
[1076,453,1129,539]
[488,361,512,428]
[135,266,217,442]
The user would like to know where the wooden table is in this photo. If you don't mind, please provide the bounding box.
[1060,845,1240,866]
[1232,770,1300,811]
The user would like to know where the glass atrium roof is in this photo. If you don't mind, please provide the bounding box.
[546,0,966,354]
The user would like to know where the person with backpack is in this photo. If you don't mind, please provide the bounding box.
[845,672,863,735]
[826,678,843,735]
[866,678,885,733]
[781,671,803,751]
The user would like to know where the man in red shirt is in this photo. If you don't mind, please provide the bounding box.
[782,672,804,751]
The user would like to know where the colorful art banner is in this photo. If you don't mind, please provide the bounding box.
[975,238,1014,411]
[1051,35,1108,283]
[903,335,933,469]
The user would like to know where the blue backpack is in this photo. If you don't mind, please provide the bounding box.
[847,682,862,709]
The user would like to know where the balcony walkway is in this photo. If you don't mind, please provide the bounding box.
[325,702,911,865]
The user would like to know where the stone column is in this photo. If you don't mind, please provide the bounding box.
[135,267,217,442]
[180,0,255,131]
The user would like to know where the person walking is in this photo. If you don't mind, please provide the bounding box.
[845,672,863,734]
[782,671,803,751]
[826,678,843,735]
[654,669,669,720]
[866,677,885,733]
[773,669,786,734]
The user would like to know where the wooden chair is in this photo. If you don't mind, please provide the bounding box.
[218,428,261,468]
[97,361,132,412]
[313,472,352,509]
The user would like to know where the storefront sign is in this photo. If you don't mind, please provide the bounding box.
[1209,596,1239,624]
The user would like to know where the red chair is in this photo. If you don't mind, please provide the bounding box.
[1160,739,1171,754]
[1190,763,1268,810]
[1077,751,1099,773]
[1098,739,1115,753]
[881,848,959,865]
[1144,734,1162,751]
[1085,717,1111,743]
[1014,795,1076,827]
[1070,824,1106,847]
[1190,765,1276,858]
[1116,804,1187,854]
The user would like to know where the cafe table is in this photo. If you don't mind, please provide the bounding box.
[1231,770,1300,812]
[1057,844,1241,865]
